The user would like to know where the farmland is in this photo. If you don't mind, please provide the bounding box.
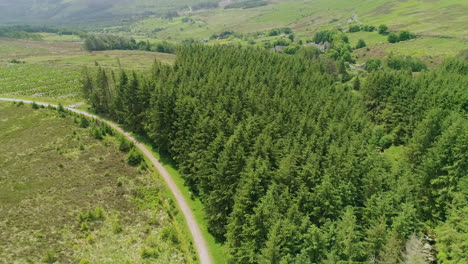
[0,102,196,263]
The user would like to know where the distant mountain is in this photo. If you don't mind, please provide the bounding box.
[0,0,219,26]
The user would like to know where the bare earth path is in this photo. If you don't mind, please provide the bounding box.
[0,98,212,264]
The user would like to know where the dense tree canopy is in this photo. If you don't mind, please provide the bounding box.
[82,45,467,263]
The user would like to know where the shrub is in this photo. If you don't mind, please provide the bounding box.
[86,234,95,244]
[80,222,90,232]
[43,250,58,263]
[353,76,361,91]
[161,225,180,245]
[349,25,361,33]
[90,126,103,140]
[387,55,427,72]
[141,248,159,259]
[112,219,123,234]
[225,0,268,9]
[79,116,89,128]
[398,30,416,41]
[379,134,393,150]
[127,148,143,166]
[388,33,399,43]
[57,103,65,113]
[118,135,133,152]
[356,39,366,49]
[283,45,299,55]
[362,25,376,32]
[268,28,280,36]
[32,102,39,109]
[78,207,105,223]
[365,58,382,72]
[99,122,113,136]
[378,24,389,35]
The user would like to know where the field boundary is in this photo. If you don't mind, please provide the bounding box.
[0,97,212,264]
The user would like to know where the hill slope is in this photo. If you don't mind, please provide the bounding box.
[0,0,218,26]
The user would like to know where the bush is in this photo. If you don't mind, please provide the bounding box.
[90,126,103,140]
[112,219,123,234]
[387,55,427,72]
[362,25,376,32]
[43,250,58,263]
[141,248,159,259]
[78,207,105,223]
[118,135,133,152]
[161,225,180,245]
[356,39,366,49]
[353,76,361,91]
[379,134,393,150]
[284,45,299,55]
[268,29,280,36]
[32,102,39,109]
[127,148,143,166]
[349,25,361,33]
[378,24,389,35]
[57,103,65,113]
[79,116,89,128]
[366,58,382,72]
[398,30,416,41]
[225,0,268,9]
[388,33,399,43]
[99,122,113,136]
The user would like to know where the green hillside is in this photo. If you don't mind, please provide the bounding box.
[0,0,219,25]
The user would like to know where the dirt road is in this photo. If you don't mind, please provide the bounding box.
[0,98,212,264]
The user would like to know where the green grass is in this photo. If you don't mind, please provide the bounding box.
[53,50,175,69]
[39,33,83,42]
[0,64,83,105]
[0,41,37,55]
[0,102,196,263]
[354,36,468,64]
[360,0,468,39]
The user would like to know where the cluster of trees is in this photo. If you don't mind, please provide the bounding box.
[361,62,467,264]
[365,54,427,72]
[376,25,416,43]
[225,0,268,9]
[313,29,355,63]
[83,34,176,53]
[81,45,467,263]
[349,24,376,33]
[267,28,293,36]
[388,30,417,43]
[0,25,86,40]
[190,1,219,11]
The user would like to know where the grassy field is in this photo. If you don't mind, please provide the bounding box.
[0,37,176,105]
[0,64,83,105]
[39,33,83,42]
[0,102,197,263]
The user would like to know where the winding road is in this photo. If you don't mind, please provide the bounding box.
[0,97,212,264]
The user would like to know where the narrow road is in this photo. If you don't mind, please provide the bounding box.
[0,98,212,264]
